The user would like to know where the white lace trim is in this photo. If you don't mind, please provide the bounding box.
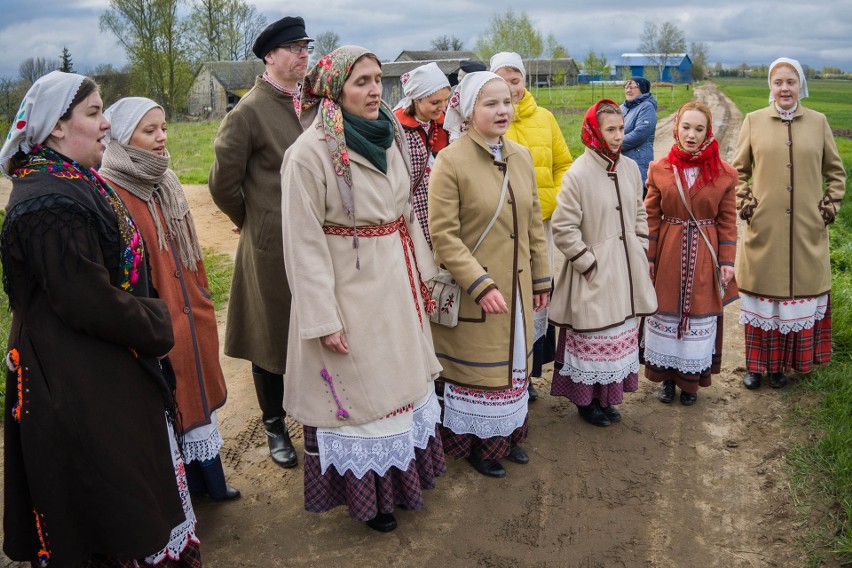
[558,318,640,384]
[643,314,716,374]
[558,358,640,385]
[144,419,199,565]
[533,307,549,341]
[182,426,224,464]
[644,350,713,374]
[739,293,829,333]
[316,390,441,480]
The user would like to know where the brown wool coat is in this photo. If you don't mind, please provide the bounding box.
[112,183,228,432]
[279,113,442,428]
[645,158,740,316]
[549,149,657,332]
[428,129,550,390]
[208,77,302,373]
[732,104,846,299]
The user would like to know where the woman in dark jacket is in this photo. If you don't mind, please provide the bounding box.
[620,76,657,192]
[0,71,201,567]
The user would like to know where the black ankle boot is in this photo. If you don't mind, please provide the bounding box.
[658,380,676,403]
[253,371,297,468]
[577,400,611,427]
[200,455,241,501]
[366,512,397,532]
[743,371,762,390]
[263,416,298,468]
[467,446,506,478]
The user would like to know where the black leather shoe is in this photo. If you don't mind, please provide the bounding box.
[658,380,676,403]
[577,402,611,427]
[679,391,698,406]
[601,404,622,422]
[528,382,540,402]
[769,372,788,388]
[366,512,397,533]
[743,371,762,390]
[506,444,529,465]
[211,485,242,501]
[264,417,298,468]
[467,449,507,478]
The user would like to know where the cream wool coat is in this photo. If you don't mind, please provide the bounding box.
[732,104,846,299]
[280,113,442,428]
[428,129,550,390]
[549,149,657,332]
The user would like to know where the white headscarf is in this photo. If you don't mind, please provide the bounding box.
[489,51,526,81]
[444,71,505,142]
[768,57,809,103]
[0,70,86,176]
[105,97,163,145]
[393,62,450,112]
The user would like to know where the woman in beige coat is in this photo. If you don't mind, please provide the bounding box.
[429,72,550,479]
[549,100,657,426]
[280,46,445,533]
[733,57,846,390]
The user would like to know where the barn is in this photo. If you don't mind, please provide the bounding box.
[615,53,694,83]
[186,60,264,118]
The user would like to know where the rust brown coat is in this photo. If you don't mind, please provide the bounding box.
[428,129,550,390]
[644,158,740,316]
[732,104,846,299]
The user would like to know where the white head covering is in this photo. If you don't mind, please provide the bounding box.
[0,70,86,176]
[768,57,809,103]
[489,51,526,80]
[105,97,163,145]
[393,62,451,112]
[444,71,505,142]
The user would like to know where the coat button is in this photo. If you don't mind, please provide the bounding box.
[619,235,625,240]
[787,186,793,192]
[786,209,791,214]
[174,270,181,278]
[510,233,516,239]
[507,198,514,204]
[615,206,621,211]
[183,306,190,314]
[786,141,792,146]
[786,163,792,168]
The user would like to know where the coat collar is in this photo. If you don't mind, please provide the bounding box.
[766,102,806,121]
[467,127,520,163]
[515,90,537,120]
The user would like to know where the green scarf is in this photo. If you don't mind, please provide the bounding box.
[342,106,395,174]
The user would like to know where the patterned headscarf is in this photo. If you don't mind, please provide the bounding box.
[768,57,809,103]
[581,99,622,171]
[443,71,506,142]
[667,101,723,189]
[0,70,86,177]
[393,62,450,111]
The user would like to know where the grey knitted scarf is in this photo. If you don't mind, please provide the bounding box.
[100,141,203,271]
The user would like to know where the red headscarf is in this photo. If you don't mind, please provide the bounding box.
[666,102,723,190]
[581,98,622,171]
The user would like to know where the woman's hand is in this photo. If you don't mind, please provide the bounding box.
[648,261,655,280]
[321,331,349,354]
[721,265,734,285]
[479,289,509,314]
[533,292,549,312]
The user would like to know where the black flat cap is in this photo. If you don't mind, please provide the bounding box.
[459,60,487,73]
[253,16,313,59]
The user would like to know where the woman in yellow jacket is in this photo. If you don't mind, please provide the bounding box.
[491,52,574,399]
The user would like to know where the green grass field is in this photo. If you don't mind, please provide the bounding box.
[168,121,220,184]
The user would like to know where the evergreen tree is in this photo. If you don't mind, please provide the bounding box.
[60,47,75,73]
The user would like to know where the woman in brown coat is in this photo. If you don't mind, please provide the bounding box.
[101,97,237,501]
[643,101,739,405]
[732,57,846,389]
[429,72,550,478]
[549,100,657,426]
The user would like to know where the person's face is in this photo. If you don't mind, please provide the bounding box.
[624,80,640,102]
[770,65,800,110]
[49,90,110,169]
[494,67,525,104]
[264,40,311,87]
[339,57,383,119]
[471,79,513,143]
[413,87,450,122]
[599,112,624,153]
[129,107,168,156]
[677,109,709,153]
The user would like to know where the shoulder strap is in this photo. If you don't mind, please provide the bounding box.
[471,161,510,254]
[672,164,721,270]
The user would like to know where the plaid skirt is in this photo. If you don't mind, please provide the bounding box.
[744,300,832,374]
[81,540,202,568]
[302,424,446,522]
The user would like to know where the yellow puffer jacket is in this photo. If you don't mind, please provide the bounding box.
[504,89,574,219]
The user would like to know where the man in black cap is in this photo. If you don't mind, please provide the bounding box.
[209,16,313,469]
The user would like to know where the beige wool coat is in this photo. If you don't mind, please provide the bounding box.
[732,104,846,299]
[280,113,442,428]
[428,129,550,390]
[549,149,657,332]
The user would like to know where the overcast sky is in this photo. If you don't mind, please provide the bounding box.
[1,0,850,79]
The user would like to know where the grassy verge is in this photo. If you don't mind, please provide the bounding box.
[716,77,852,565]
[168,120,220,184]
[202,247,234,312]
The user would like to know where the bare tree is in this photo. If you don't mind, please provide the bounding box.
[223,0,267,60]
[430,35,464,51]
[474,10,543,61]
[18,57,60,86]
[313,31,340,61]
[638,20,686,81]
[189,0,266,61]
[545,33,569,59]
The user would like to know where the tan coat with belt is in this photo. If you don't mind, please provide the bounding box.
[732,104,846,299]
[280,113,441,428]
[549,149,657,332]
[428,129,550,390]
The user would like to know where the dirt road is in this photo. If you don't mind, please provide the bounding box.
[1,84,807,567]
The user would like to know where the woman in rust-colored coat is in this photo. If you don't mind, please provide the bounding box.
[643,101,739,406]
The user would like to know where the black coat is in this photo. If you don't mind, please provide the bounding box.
[1,165,183,566]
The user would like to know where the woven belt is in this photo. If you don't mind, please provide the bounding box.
[662,215,715,226]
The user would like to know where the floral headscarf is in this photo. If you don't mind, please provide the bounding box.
[443,71,505,142]
[667,102,723,189]
[581,98,622,171]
